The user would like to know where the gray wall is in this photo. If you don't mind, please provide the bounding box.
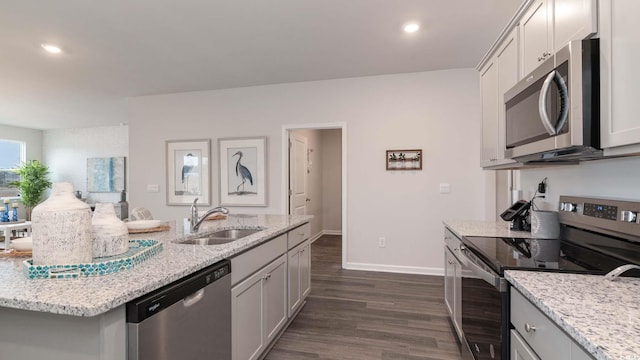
[321,129,342,233]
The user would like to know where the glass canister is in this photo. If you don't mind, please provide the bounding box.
[31,182,93,265]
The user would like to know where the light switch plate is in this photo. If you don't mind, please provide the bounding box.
[147,184,159,193]
[439,183,451,194]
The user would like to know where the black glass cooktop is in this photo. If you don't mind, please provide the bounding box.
[461,231,640,276]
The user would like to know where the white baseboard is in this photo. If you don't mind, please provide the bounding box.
[309,231,323,244]
[344,262,444,276]
[322,230,342,236]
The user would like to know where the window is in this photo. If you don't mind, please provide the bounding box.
[0,140,25,197]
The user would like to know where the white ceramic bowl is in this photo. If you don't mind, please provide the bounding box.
[12,237,33,251]
[126,220,163,230]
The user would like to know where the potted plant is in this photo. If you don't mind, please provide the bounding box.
[9,160,52,221]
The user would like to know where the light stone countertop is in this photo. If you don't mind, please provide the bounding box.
[506,270,640,360]
[443,219,535,239]
[0,214,311,317]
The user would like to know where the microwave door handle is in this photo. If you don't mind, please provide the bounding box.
[554,71,570,134]
[539,71,559,135]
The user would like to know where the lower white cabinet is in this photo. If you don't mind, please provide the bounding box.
[232,254,287,360]
[288,239,311,316]
[444,229,462,341]
[510,288,594,360]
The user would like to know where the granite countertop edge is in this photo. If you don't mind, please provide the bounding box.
[505,270,640,360]
[0,214,312,317]
[443,219,535,239]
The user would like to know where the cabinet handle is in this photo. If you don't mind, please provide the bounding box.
[524,323,537,333]
[448,260,453,265]
[263,273,272,281]
[538,56,543,61]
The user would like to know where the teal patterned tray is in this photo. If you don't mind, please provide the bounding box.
[23,240,162,279]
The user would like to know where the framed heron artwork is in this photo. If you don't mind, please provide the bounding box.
[166,139,211,206]
[218,137,267,206]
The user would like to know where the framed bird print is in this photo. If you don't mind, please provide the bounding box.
[166,139,211,206]
[219,137,267,206]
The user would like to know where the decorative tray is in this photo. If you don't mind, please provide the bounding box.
[23,240,162,279]
[128,225,171,234]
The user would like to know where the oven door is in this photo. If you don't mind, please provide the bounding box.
[458,246,509,360]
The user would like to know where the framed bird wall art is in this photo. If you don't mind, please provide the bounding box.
[166,139,211,205]
[218,137,267,206]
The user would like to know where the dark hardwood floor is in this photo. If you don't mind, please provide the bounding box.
[265,235,462,360]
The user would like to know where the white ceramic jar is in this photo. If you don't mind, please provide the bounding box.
[92,202,129,258]
[31,182,93,265]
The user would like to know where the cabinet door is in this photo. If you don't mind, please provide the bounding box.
[444,249,455,317]
[300,242,311,299]
[232,269,265,360]
[600,0,640,151]
[511,330,541,360]
[480,59,498,166]
[453,254,462,339]
[554,0,597,52]
[263,255,288,344]
[287,247,301,317]
[496,27,519,159]
[520,0,553,76]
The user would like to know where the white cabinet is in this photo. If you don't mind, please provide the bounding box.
[443,229,462,340]
[520,0,553,76]
[554,0,597,53]
[520,0,596,77]
[599,0,640,154]
[511,330,540,360]
[232,254,287,360]
[510,288,594,360]
[480,59,499,166]
[480,27,519,168]
[288,239,311,316]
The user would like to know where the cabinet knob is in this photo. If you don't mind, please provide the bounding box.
[621,210,638,223]
[524,323,537,333]
[448,260,454,265]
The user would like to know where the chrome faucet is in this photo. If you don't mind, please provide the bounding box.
[190,198,229,232]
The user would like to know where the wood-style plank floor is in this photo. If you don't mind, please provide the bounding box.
[265,235,462,360]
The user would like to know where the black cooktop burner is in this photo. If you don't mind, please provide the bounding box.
[461,232,640,276]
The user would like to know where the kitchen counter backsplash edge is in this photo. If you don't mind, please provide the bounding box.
[0,214,312,317]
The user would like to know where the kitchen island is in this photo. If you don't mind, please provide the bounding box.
[0,214,311,360]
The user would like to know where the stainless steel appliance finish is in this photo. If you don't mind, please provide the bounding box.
[127,259,231,360]
[504,39,600,162]
[454,196,640,360]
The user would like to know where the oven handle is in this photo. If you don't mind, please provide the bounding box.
[458,246,508,292]
[538,70,569,136]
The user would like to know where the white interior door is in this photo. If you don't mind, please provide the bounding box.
[289,133,308,215]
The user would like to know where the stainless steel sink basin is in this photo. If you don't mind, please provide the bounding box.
[176,228,264,245]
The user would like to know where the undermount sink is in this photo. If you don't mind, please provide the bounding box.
[176,228,264,245]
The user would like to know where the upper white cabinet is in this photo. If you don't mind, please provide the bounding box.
[520,0,597,77]
[554,0,597,53]
[480,28,519,168]
[520,0,553,76]
[600,0,640,154]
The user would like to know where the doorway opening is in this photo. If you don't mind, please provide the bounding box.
[282,123,346,268]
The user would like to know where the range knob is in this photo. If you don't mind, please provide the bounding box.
[621,211,638,223]
[561,202,577,212]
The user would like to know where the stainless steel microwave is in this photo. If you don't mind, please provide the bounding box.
[504,39,600,162]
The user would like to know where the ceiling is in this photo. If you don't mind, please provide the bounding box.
[0,0,523,130]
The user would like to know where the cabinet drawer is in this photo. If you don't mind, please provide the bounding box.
[231,234,286,286]
[287,223,310,249]
[510,288,570,360]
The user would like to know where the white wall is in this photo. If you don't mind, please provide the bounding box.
[0,124,43,162]
[128,69,486,273]
[518,157,640,210]
[43,125,129,204]
[321,129,342,233]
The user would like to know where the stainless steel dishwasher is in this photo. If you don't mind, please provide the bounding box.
[126,259,231,360]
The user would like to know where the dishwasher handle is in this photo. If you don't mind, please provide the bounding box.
[126,259,231,323]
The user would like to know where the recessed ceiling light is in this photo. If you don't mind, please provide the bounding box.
[404,23,420,33]
[41,44,62,54]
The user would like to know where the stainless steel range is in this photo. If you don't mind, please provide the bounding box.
[445,196,640,360]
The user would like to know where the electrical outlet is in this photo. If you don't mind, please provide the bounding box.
[378,237,386,248]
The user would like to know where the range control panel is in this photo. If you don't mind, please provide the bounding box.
[583,203,618,221]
